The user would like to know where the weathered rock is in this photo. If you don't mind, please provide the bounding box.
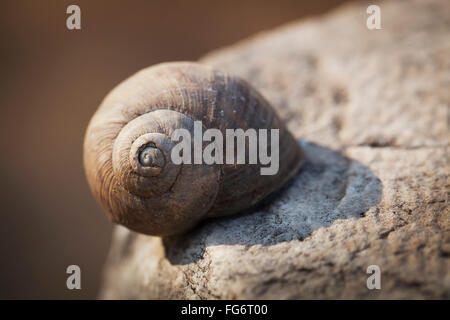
[100,0,449,299]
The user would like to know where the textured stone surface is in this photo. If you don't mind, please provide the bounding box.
[101,0,449,299]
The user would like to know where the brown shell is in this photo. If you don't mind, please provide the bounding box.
[83,62,303,236]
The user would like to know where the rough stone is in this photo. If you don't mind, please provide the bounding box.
[100,0,449,299]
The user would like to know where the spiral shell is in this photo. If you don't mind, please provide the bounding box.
[83,62,302,236]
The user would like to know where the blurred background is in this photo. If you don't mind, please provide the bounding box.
[0,0,358,299]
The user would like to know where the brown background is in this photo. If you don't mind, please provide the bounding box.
[0,0,357,299]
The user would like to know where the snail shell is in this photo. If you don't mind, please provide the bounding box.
[83,62,302,236]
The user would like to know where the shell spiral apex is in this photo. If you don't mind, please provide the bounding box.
[83,62,303,236]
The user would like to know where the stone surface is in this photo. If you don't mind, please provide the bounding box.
[100,0,449,299]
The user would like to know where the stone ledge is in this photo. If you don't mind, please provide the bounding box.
[100,0,449,299]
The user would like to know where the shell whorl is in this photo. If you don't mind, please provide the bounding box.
[83,62,302,236]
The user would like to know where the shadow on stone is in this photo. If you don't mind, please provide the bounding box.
[163,141,382,265]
